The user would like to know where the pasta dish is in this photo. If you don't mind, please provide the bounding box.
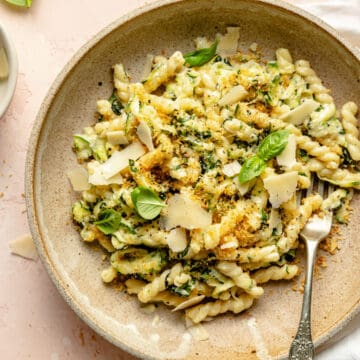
[68,28,359,325]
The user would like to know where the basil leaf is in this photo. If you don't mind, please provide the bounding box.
[5,0,32,7]
[131,187,165,220]
[95,209,134,235]
[184,40,218,67]
[257,129,290,161]
[238,156,266,184]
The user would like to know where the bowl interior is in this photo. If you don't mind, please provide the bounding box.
[27,0,360,359]
[0,23,18,118]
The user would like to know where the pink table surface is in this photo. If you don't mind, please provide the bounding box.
[0,1,359,359]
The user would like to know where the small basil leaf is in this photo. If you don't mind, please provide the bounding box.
[95,209,135,235]
[184,40,218,67]
[238,156,266,184]
[131,187,165,220]
[257,129,290,161]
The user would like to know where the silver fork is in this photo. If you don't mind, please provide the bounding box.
[289,179,333,360]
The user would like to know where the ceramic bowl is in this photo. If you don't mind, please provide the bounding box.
[0,23,18,118]
[25,0,360,359]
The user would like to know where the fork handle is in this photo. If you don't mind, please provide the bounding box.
[289,240,319,360]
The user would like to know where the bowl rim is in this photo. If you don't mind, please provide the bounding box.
[0,22,18,119]
[25,0,360,359]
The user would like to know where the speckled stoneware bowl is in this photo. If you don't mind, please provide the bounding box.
[25,0,360,359]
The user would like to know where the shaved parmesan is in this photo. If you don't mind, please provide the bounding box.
[67,167,90,191]
[161,193,212,230]
[137,121,154,151]
[233,176,255,196]
[263,171,298,208]
[218,85,248,107]
[217,27,240,58]
[9,234,38,260]
[223,160,241,177]
[102,141,145,179]
[280,99,319,125]
[107,131,129,145]
[167,228,187,252]
[220,241,238,250]
[0,47,9,79]
[276,134,297,168]
[88,161,123,186]
[173,295,205,312]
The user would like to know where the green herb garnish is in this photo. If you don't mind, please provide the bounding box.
[131,187,165,220]
[184,40,218,67]
[238,130,290,183]
[257,129,290,161]
[238,156,266,184]
[5,0,32,7]
[95,209,135,235]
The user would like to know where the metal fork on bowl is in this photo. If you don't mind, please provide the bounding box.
[289,179,334,360]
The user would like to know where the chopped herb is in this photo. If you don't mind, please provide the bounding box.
[169,279,195,297]
[261,209,268,224]
[196,130,212,139]
[234,104,239,116]
[186,72,197,79]
[284,249,296,262]
[129,159,138,173]
[315,105,324,112]
[108,90,123,115]
[341,147,355,166]
[299,149,308,160]
[267,61,278,69]
[271,74,281,86]
[200,152,221,173]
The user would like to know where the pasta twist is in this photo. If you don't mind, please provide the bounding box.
[296,135,339,169]
[215,244,280,263]
[216,261,264,298]
[113,63,131,102]
[252,264,298,284]
[307,158,360,189]
[277,194,322,254]
[276,48,295,74]
[138,269,170,303]
[185,294,254,323]
[295,60,333,103]
[342,102,360,161]
[143,51,184,93]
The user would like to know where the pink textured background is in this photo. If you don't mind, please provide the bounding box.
[0,1,359,359]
